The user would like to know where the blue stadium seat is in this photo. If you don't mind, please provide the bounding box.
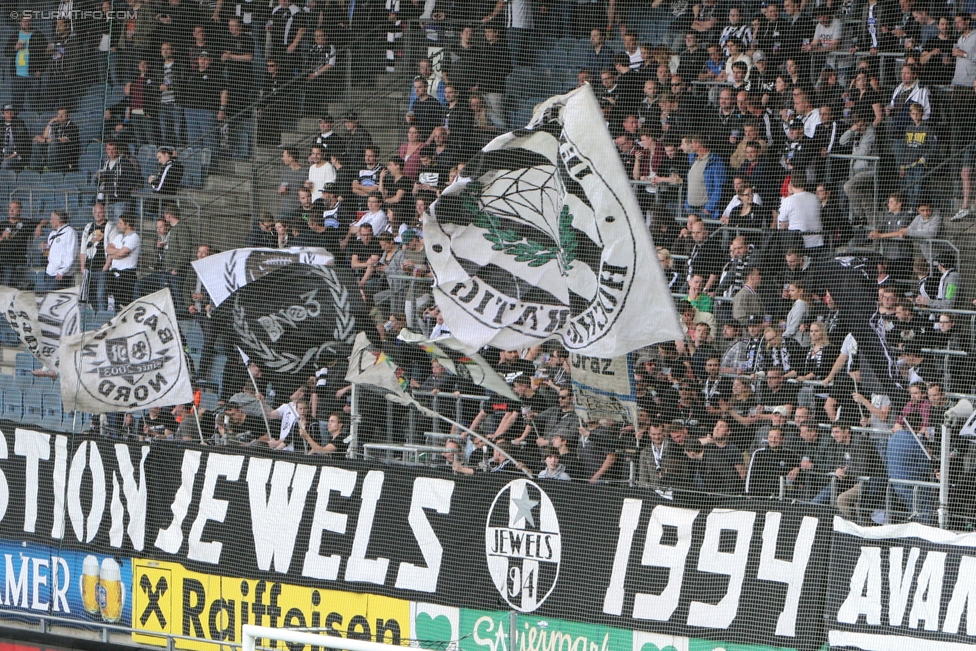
[41,392,62,431]
[40,172,63,187]
[15,352,38,376]
[76,95,105,115]
[93,310,115,329]
[181,157,203,189]
[0,170,16,199]
[3,389,22,422]
[16,170,40,188]
[20,112,41,137]
[22,390,42,425]
[79,152,102,175]
[138,145,157,179]
[0,318,17,346]
[62,411,91,433]
[201,391,218,413]
[32,377,55,393]
[76,111,103,145]
[64,171,89,189]
[0,375,15,391]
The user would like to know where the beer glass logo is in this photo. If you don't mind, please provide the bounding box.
[81,555,100,615]
[97,558,125,623]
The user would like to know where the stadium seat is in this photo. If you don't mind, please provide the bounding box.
[3,389,22,422]
[138,145,157,178]
[0,169,16,198]
[22,390,42,425]
[76,94,105,115]
[0,375,15,391]
[62,411,91,433]
[181,157,203,189]
[92,310,115,329]
[0,318,17,346]
[20,112,41,137]
[41,392,62,431]
[77,112,103,148]
[64,171,89,189]
[16,170,40,188]
[201,391,218,413]
[32,377,55,393]
[40,171,63,187]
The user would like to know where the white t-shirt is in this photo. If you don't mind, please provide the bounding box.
[722,191,763,218]
[110,231,141,271]
[273,402,299,452]
[308,162,337,202]
[356,209,390,234]
[777,191,823,248]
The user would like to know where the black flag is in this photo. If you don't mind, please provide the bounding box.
[218,264,368,394]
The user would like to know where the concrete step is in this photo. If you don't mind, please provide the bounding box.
[205,174,251,194]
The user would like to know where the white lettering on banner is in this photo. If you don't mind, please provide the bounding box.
[0,431,9,525]
[603,498,642,617]
[344,470,390,585]
[5,554,27,607]
[15,429,50,533]
[908,551,946,631]
[944,555,976,635]
[154,449,202,554]
[687,510,756,628]
[633,505,698,621]
[109,443,149,551]
[395,477,454,592]
[888,547,921,627]
[51,435,68,539]
[187,453,244,564]
[30,558,48,610]
[0,553,69,611]
[67,440,106,543]
[838,546,884,626]
[302,466,357,580]
[756,512,819,637]
[247,458,316,574]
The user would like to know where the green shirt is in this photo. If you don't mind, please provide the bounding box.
[687,293,713,313]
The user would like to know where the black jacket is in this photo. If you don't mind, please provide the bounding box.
[4,29,49,77]
[151,159,184,195]
[1,117,31,170]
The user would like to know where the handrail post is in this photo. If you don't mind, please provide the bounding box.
[940,423,949,529]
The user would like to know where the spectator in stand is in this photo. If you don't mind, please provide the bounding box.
[39,210,78,293]
[256,59,288,147]
[277,147,307,220]
[778,176,823,252]
[398,126,425,181]
[1,105,30,172]
[96,140,142,221]
[125,59,160,148]
[80,203,118,312]
[183,51,226,150]
[304,28,336,115]
[699,419,746,495]
[898,103,937,206]
[105,213,141,308]
[949,14,976,223]
[342,112,375,168]
[184,244,217,383]
[869,193,912,278]
[886,411,935,521]
[746,427,800,498]
[5,16,48,113]
[314,116,346,158]
[351,147,382,209]
[479,25,511,127]
[576,419,617,485]
[267,0,306,74]
[732,265,764,324]
[307,144,336,202]
[915,253,959,310]
[684,134,726,219]
[246,213,278,248]
[32,108,80,172]
[219,18,255,157]
[409,77,445,141]
[148,146,183,197]
[157,42,185,148]
[442,85,474,157]
[0,201,36,288]
[443,25,480,95]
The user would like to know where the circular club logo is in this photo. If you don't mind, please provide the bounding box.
[485,479,561,612]
[73,300,187,409]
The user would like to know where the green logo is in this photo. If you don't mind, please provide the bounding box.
[415,612,454,649]
[640,643,680,651]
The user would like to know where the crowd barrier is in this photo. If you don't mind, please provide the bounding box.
[0,423,971,651]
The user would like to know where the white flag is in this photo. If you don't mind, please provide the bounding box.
[0,286,80,370]
[397,329,518,400]
[345,332,412,398]
[569,353,638,426]
[59,289,194,413]
[424,84,683,358]
[191,247,335,308]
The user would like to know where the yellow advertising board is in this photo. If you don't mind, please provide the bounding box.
[131,559,410,651]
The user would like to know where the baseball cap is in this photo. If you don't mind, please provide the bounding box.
[320,114,335,122]
[1,104,13,111]
[752,50,765,62]
[198,51,210,58]
[401,229,419,244]
[771,406,790,417]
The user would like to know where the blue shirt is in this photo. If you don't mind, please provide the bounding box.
[15,31,31,78]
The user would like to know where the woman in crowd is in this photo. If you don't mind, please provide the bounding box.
[398,125,425,180]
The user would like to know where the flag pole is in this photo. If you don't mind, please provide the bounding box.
[237,347,272,441]
[192,404,205,445]
[384,393,533,477]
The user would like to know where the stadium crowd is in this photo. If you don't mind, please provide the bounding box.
[3,0,976,525]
